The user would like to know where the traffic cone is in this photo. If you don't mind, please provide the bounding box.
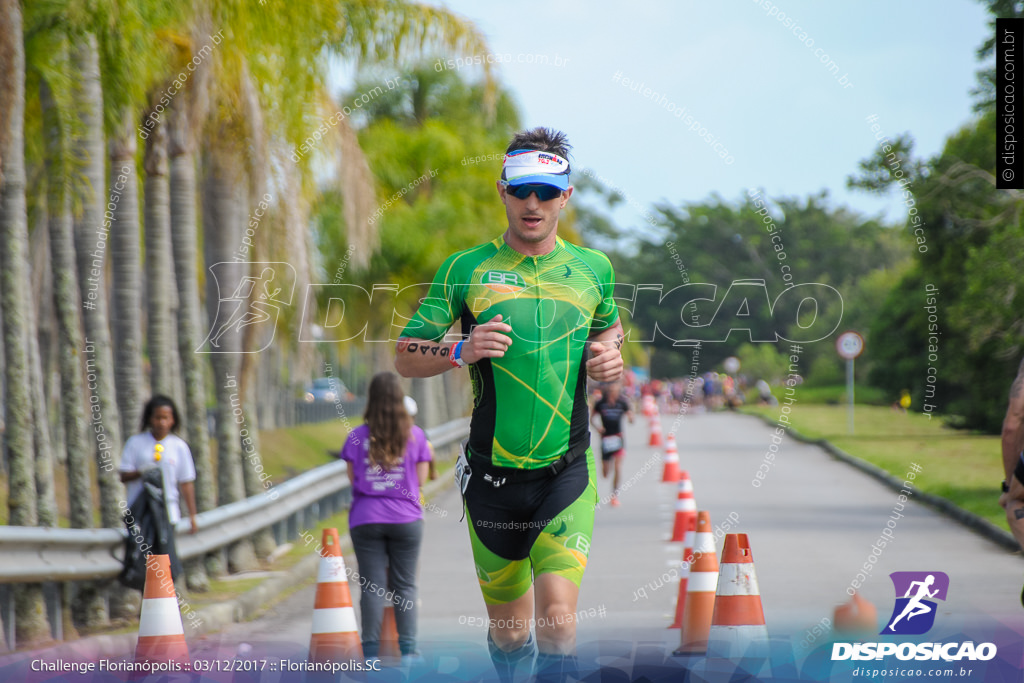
[642,395,657,417]
[660,433,679,482]
[668,514,697,629]
[309,528,363,663]
[707,534,769,659]
[379,567,400,660]
[668,470,695,539]
[834,591,878,634]
[380,606,400,659]
[134,554,189,665]
[649,414,664,447]
[674,511,718,655]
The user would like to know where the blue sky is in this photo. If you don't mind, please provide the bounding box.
[429,1,991,233]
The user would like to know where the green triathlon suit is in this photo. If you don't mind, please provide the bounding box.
[401,236,619,604]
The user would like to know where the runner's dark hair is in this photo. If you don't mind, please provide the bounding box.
[502,127,573,178]
[363,372,412,471]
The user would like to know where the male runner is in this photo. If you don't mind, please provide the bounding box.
[591,382,633,506]
[395,128,623,682]
[999,357,1024,605]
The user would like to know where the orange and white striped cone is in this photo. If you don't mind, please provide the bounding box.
[668,470,695,540]
[660,433,679,482]
[649,414,664,447]
[668,514,697,629]
[376,567,401,661]
[309,528,363,663]
[642,395,657,417]
[834,591,878,634]
[379,606,400,659]
[134,554,189,666]
[674,511,718,655]
[707,534,769,660]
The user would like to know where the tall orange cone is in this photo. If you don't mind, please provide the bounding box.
[661,433,680,482]
[134,554,189,665]
[669,470,695,540]
[834,591,878,634]
[668,514,697,629]
[649,414,664,447]
[707,534,769,659]
[642,395,657,417]
[309,528,363,663]
[379,606,400,659]
[674,511,718,655]
[378,568,400,660]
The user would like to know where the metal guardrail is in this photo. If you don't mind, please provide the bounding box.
[0,417,470,583]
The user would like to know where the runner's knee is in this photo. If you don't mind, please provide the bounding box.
[536,601,576,639]
[489,619,532,650]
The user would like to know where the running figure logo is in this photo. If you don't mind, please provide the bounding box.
[882,571,949,635]
[199,262,295,354]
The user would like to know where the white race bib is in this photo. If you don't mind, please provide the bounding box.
[602,435,624,453]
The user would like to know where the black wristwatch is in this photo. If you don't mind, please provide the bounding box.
[1002,480,1010,493]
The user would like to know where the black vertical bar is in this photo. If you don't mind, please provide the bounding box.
[997,18,1024,189]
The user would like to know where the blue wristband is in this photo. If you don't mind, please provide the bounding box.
[449,340,467,368]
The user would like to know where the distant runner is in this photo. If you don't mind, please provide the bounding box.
[591,382,633,507]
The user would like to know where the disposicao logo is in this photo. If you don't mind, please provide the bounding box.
[883,571,948,635]
[831,571,996,662]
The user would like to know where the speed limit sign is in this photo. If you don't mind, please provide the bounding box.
[836,331,864,360]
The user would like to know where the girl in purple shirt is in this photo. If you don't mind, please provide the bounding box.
[340,372,432,662]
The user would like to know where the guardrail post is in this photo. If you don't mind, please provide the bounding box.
[287,511,298,542]
[272,520,283,546]
[0,584,12,650]
[43,582,62,642]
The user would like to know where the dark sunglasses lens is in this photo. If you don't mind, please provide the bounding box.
[510,184,561,201]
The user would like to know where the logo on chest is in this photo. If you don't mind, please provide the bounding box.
[482,270,526,293]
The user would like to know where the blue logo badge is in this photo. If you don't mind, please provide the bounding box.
[882,571,949,635]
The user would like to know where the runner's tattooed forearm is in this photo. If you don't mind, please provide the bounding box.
[400,341,449,357]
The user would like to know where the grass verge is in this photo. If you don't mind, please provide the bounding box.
[741,404,1007,531]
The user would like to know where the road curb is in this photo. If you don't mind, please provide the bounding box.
[742,412,1019,554]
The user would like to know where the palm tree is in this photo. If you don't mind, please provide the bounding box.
[27,206,57,530]
[207,0,494,434]
[168,77,216,589]
[0,0,13,182]
[28,280,58,530]
[41,76,94,535]
[69,33,124,533]
[202,132,256,571]
[110,108,145,440]
[143,115,179,398]
[0,0,51,647]
[96,0,183,443]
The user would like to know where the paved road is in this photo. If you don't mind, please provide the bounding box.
[190,409,1024,678]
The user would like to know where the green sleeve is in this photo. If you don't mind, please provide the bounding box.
[591,252,620,332]
[400,254,464,342]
